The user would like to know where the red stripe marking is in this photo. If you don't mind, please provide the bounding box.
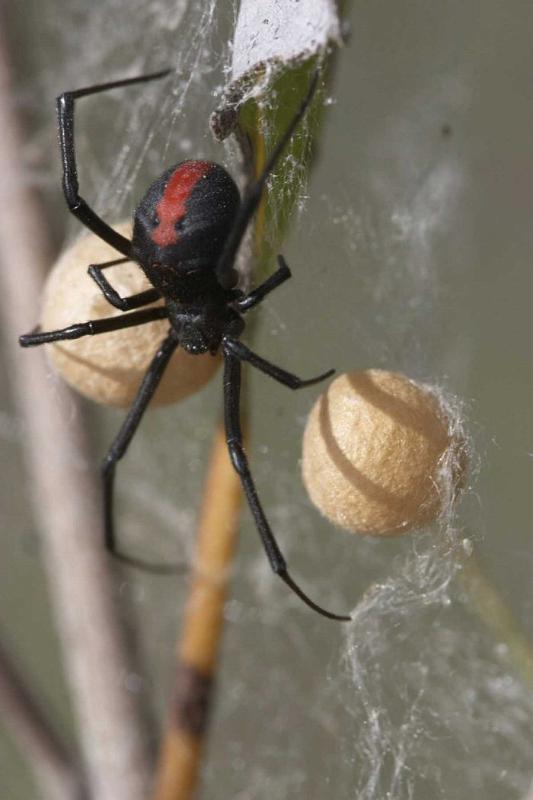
[151,161,212,247]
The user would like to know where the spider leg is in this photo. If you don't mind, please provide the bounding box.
[216,72,320,286]
[235,255,291,313]
[102,330,183,574]
[224,337,334,389]
[57,69,171,257]
[223,349,350,621]
[88,258,161,311]
[19,306,168,347]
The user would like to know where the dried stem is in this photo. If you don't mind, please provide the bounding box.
[152,424,243,800]
[0,22,151,800]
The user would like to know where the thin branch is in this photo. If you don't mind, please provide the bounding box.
[0,22,152,800]
[152,424,243,800]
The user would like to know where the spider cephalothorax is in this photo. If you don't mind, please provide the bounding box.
[20,68,351,621]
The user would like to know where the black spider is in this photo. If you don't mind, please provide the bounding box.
[20,69,350,622]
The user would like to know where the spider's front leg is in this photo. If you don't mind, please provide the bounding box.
[215,71,320,285]
[57,69,171,256]
[222,348,350,621]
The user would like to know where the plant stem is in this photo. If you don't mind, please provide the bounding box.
[152,423,243,800]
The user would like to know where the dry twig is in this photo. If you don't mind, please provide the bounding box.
[152,424,243,800]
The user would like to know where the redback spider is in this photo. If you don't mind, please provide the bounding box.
[20,68,351,622]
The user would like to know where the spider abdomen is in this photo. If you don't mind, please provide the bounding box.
[132,160,240,295]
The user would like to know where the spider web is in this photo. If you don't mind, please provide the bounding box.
[3,1,533,799]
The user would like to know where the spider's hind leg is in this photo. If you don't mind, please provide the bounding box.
[222,348,349,621]
[101,330,183,574]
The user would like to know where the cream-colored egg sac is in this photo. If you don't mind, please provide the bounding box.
[41,224,220,407]
[302,370,465,535]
